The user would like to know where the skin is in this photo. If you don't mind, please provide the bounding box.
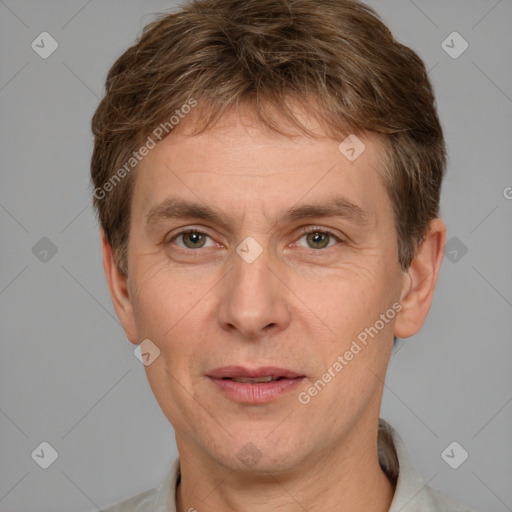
[102,104,446,512]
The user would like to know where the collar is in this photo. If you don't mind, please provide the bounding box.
[151,419,468,512]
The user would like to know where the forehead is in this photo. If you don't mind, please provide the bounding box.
[132,107,391,229]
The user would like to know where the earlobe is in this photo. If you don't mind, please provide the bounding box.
[394,218,446,339]
[101,232,139,344]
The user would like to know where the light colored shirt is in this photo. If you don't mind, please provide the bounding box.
[101,419,475,511]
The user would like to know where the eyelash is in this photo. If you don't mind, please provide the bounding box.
[167,226,343,251]
[294,226,343,249]
[168,228,217,250]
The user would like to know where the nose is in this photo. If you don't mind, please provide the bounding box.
[217,247,291,340]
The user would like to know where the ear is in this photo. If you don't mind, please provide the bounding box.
[394,218,446,339]
[101,232,139,344]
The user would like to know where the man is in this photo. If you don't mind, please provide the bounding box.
[91,0,475,510]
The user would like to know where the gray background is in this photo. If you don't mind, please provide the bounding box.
[0,1,511,511]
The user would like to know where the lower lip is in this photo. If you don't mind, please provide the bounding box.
[208,377,305,404]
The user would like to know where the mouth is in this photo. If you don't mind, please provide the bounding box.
[207,366,306,404]
[224,375,287,383]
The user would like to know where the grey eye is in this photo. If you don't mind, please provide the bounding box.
[297,231,337,249]
[175,231,212,249]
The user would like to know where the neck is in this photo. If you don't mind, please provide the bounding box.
[175,422,396,512]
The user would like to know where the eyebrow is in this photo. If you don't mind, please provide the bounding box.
[284,199,369,226]
[145,196,370,230]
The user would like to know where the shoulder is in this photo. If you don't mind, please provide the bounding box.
[379,419,477,512]
[100,487,157,512]
[420,485,477,512]
[100,457,180,512]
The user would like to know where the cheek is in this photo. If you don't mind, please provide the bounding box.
[129,259,207,336]
[300,263,388,333]
[130,268,210,428]
[299,262,398,383]
[129,262,219,390]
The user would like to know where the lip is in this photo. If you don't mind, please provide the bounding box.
[207,366,304,379]
[207,366,305,404]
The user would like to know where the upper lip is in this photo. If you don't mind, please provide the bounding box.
[207,366,304,379]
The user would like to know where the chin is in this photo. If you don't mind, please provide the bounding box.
[207,430,311,474]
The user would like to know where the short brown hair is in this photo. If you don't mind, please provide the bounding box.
[91,0,446,275]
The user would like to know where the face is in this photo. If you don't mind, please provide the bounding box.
[105,105,430,475]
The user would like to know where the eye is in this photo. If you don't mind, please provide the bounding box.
[295,228,340,250]
[171,230,216,249]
